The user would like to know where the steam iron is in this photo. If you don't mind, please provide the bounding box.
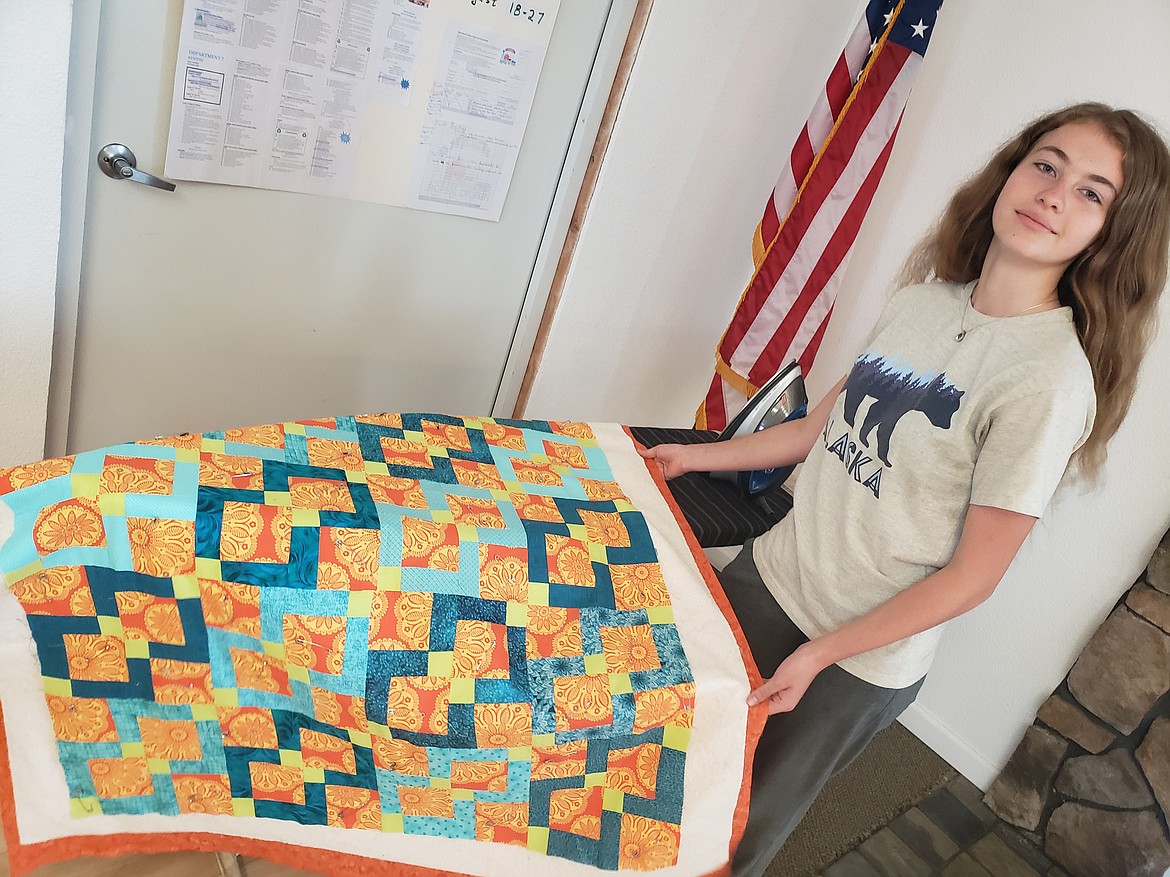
[711,361,808,496]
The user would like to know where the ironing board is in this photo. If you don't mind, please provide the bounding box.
[626,428,792,549]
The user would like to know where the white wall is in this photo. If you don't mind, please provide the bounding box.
[0,3,72,468]
[524,0,867,425]
[527,0,1170,787]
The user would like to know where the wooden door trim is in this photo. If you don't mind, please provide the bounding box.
[494,0,655,420]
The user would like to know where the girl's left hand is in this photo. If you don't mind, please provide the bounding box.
[747,644,825,715]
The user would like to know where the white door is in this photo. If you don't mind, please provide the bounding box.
[56,0,620,454]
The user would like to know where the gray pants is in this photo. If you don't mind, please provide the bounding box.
[717,542,924,877]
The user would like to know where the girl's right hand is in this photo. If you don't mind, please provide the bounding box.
[637,443,694,480]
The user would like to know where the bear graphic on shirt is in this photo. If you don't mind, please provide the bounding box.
[841,354,964,467]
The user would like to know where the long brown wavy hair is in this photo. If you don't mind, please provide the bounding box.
[901,103,1170,478]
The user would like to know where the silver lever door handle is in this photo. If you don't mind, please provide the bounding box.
[97,143,176,191]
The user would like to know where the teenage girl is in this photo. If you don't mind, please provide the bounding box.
[641,103,1170,876]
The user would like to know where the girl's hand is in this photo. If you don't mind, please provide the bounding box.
[747,644,825,715]
[638,443,694,479]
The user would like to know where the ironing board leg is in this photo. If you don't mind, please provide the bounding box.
[215,852,245,877]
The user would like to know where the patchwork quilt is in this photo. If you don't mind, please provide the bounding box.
[0,415,762,876]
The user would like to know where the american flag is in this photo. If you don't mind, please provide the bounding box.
[696,0,945,430]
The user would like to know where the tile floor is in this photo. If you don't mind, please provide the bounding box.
[818,775,1069,877]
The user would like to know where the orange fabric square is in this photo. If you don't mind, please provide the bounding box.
[422,421,472,451]
[549,422,594,441]
[199,578,261,638]
[89,757,152,799]
[219,503,291,564]
[452,620,510,678]
[397,785,453,818]
[311,688,368,733]
[10,566,95,616]
[313,560,353,592]
[632,682,695,733]
[553,674,613,732]
[369,590,433,651]
[372,736,430,776]
[326,786,381,829]
[599,624,661,673]
[546,534,595,589]
[115,591,186,646]
[549,786,603,840]
[137,433,201,451]
[451,460,506,491]
[224,423,285,449]
[607,743,661,799]
[525,606,581,660]
[99,456,174,496]
[45,695,118,743]
[450,760,508,792]
[618,813,680,870]
[387,677,450,735]
[610,563,671,611]
[578,510,631,548]
[478,544,529,603]
[197,453,264,490]
[300,728,356,774]
[305,437,363,472]
[138,717,203,761]
[531,740,588,781]
[380,437,434,469]
[283,614,347,675]
[230,648,291,696]
[474,702,532,748]
[63,634,128,682]
[509,492,561,523]
[318,526,380,590]
[250,762,305,805]
[173,774,233,815]
[33,497,106,555]
[446,495,505,530]
[356,413,403,428]
[475,802,528,846]
[481,422,526,451]
[126,517,196,577]
[366,474,427,508]
[150,658,214,705]
[219,707,279,749]
[579,479,629,504]
[512,459,564,487]
[542,440,589,470]
[0,456,74,494]
[289,477,356,512]
[401,518,460,570]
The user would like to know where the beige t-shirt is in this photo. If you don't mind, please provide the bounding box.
[753,280,1095,688]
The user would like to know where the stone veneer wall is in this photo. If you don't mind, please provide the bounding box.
[984,527,1170,877]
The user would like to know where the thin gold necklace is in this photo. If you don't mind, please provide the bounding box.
[954,289,1060,342]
